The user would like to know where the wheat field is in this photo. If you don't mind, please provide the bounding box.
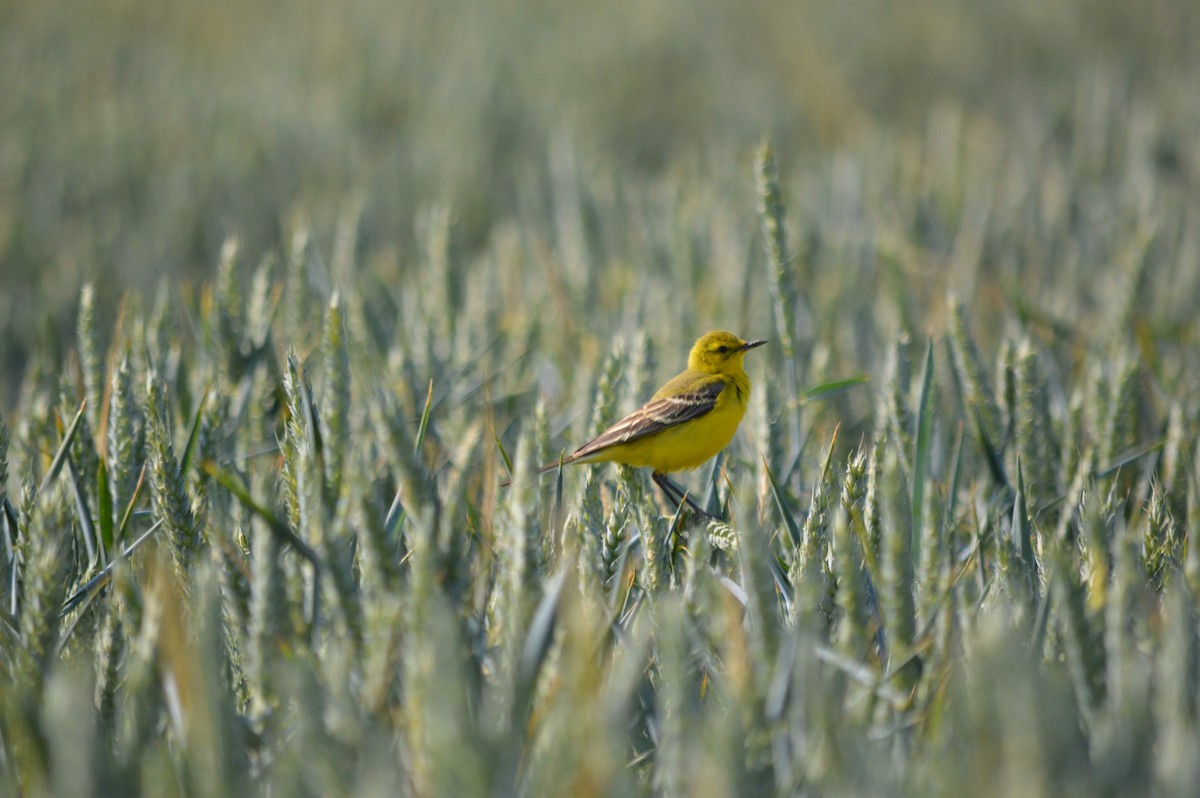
[2,0,1200,795]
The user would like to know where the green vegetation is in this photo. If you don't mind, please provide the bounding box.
[2,0,1200,794]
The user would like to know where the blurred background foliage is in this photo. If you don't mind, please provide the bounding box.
[2,0,1198,406]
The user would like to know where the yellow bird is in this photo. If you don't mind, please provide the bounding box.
[534,330,766,515]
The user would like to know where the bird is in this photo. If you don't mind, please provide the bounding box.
[521,330,766,517]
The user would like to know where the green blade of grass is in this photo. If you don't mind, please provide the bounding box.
[384,486,406,537]
[3,498,17,618]
[200,457,323,635]
[96,457,114,556]
[200,459,314,559]
[768,551,795,608]
[972,402,1010,490]
[551,458,566,543]
[493,431,514,482]
[1029,584,1053,660]
[415,378,434,455]
[812,644,911,705]
[1092,438,1166,480]
[911,340,934,569]
[792,374,871,406]
[38,399,87,497]
[702,451,728,518]
[762,456,802,549]
[115,463,147,547]
[666,491,689,566]
[1,497,16,561]
[178,390,208,478]
[1011,459,1037,598]
[517,567,568,707]
[941,424,965,538]
[65,455,98,565]
[59,520,163,618]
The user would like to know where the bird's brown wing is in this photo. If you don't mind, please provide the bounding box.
[565,378,726,463]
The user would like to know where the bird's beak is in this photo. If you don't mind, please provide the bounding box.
[740,339,768,351]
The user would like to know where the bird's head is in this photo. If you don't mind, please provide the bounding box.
[688,330,767,374]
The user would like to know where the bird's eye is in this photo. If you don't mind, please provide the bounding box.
[716,345,729,353]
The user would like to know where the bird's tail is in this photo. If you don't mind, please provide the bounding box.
[536,457,573,474]
[498,453,575,488]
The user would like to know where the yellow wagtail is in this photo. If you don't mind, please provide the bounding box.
[531,330,766,516]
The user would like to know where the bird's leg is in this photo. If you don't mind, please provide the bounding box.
[651,471,718,520]
[650,471,689,509]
